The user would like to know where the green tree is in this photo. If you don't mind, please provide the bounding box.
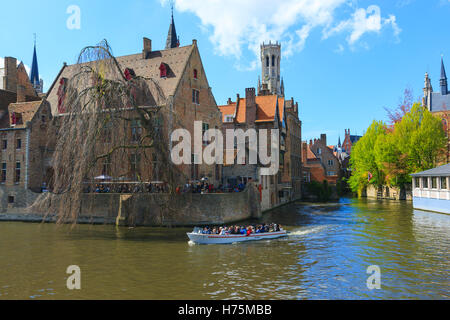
[350,103,446,193]
[349,120,387,193]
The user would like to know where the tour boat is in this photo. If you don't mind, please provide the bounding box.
[187,228,288,245]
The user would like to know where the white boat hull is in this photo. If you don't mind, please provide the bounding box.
[187,230,288,245]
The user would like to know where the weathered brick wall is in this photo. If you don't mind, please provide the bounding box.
[171,44,223,186]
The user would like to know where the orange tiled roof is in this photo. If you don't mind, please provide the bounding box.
[218,95,284,124]
[307,146,317,160]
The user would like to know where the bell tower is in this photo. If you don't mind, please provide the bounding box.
[260,41,281,96]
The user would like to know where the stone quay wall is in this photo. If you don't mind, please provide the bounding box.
[363,185,413,201]
[0,183,262,227]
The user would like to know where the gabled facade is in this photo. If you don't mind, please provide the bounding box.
[46,34,223,186]
[302,134,340,185]
[341,129,362,155]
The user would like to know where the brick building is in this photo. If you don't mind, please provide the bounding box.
[0,49,51,210]
[45,14,223,187]
[341,129,362,155]
[302,134,340,185]
[218,41,302,210]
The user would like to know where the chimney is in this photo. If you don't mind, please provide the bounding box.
[302,142,307,163]
[192,39,197,46]
[320,134,327,146]
[3,57,18,92]
[16,85,26,103]
[142,38,152,59]
[309,139,313,146]
[245,88,256,125]
[227,98,232,104]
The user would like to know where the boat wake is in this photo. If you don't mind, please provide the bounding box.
[288,225,329,237]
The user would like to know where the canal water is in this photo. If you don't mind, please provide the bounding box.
[0,198,448,300]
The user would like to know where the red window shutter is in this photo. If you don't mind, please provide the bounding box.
[159,63,167,78]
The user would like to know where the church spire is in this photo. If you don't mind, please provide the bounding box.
[165,5,179,50]
[440,56,448,95]
[30,34,43,94]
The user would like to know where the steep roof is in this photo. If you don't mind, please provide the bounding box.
[441,57,447,81]
[7,100,43,128]
[30,44,40,86]
[218,95,284,124]
[47,44,195,114]
[430,93,450,112]
[411,164,450,177]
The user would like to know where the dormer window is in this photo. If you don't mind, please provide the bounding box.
[124,68,136,81]
[193,69,198,80]
[159,63,168,78]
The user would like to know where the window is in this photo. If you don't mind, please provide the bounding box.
[224,115,234,123]
[41,115,46,123]
[1,163,6,183]
[130,153,141,180]
[159,63,167,78]
[15,162,21,183]
[272,55,275,67]
[192,89,200,104]
[415,177,420,188]
[8,196,14,204]
[103,122,112,143]
[16,139,22,150]
[327,171,336,176]
[328,160,334,166]
[317,148,322,155]
[2,140,7,150]
[102,156,111,176]
[441,177,448,190]
[431,177,438,189]
[266,56,270,67]
[202,123,209,146]
[193,69,198,80]
[423,177,428,189]
[131,119,142,142]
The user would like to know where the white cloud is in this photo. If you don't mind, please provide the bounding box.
[323,5,401,47]
[161,1,400,69]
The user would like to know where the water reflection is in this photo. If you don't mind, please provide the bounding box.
[0,199,449,299]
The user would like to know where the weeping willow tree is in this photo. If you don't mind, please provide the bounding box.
[32,40,185,224]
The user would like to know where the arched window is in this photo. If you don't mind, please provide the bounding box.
[272,55,275,67]
[193,69,198,79]
[266,56,270,67]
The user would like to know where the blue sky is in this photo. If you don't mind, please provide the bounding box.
[0,0,449,145]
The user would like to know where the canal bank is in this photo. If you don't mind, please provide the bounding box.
[0,184,262,227]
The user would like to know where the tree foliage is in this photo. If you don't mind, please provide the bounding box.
[349,103,447,193]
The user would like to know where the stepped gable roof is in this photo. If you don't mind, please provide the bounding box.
[47,45,194,111]
[411,164,450,177]
[218,95,284,124]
